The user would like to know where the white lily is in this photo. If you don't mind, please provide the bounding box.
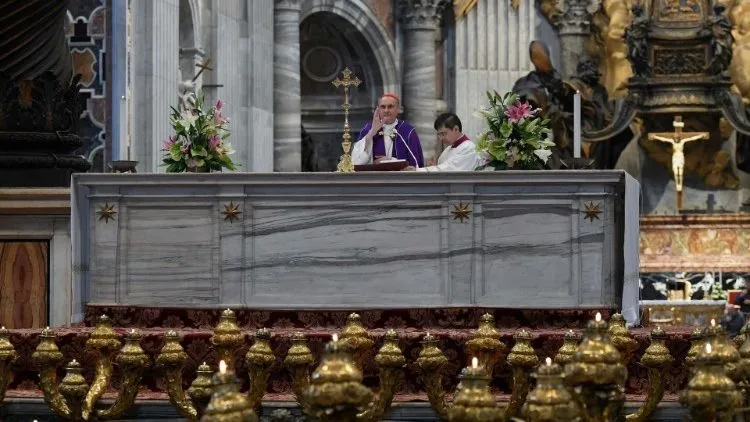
[533,148,553,163]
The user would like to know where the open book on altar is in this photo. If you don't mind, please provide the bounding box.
[354,159,408,172]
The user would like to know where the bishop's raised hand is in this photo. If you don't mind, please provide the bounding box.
[369,107,384,136]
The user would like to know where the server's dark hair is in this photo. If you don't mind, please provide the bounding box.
[434,113,462,132]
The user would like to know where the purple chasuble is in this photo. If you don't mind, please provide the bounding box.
[358,120,425,167]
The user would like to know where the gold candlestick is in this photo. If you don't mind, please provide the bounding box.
[625,326,674,422]
[505,328,539,419]
[564,312,627,421]
[32,327,68,418]
[82,315,122,420]
[554,329,581,367]
[705,319,741,381]
[332,67,361,173]
[358,329,407,422]
[338,313,374,370]
[303,334,373,421]
[59,360,90,419]
[244,328,275,409]
[608,313,639,365]
[211,309,244,367]
[465,313,506,377]
[685,327,706,369]
[416,332,450,420]
[0,326,17,405]
[201,360,258,422]
[680,342,742,422]
[188,362,215,414]
[96,328,150,420]
[447,357,502,422]
[523,357,580,422]
[156,330,199,419]
[284,332,314,414]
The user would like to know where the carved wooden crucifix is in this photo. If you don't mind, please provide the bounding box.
[647,116,709,209]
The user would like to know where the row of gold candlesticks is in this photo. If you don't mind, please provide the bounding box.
[0,310,746,421]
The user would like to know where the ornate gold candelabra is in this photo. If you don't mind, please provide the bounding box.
[416,332,451,420]
[97,328,150,420]
[303,335,373,421]
[680,342,742,422]
[201,360,258,422]
[705,319,741,381]
[31,327,67,417]
[504,328,539,419]
[81,315,122,420]
[447,358,503,422]
[564,312,627,422]
[283,332,315,414]
[357,329,407,422]
[0,326,17,406]
[59,360,89,420]
[465,313,506,376]
[188,362,215,413]
[157,331,215,420]
[685,327,706,369]
[244,328,275,410]
[338,313,374,369]
[624,326,673,422]
[332,67,361,173]
[608,313,639,365]
[523,358,580,422]
[212,309,245,367]
[554,330,581,367]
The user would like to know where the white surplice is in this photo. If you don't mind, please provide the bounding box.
[416,136,481,172]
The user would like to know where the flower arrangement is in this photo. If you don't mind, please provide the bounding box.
[474,91,554,170]
[161,93,236,172]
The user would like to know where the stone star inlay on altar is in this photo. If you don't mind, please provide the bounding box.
[222,202,242,223]
[582,201,602,222]
[96,203,117,223]
[451,203,472,223]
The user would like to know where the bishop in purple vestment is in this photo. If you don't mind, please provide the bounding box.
[351,93,425,168]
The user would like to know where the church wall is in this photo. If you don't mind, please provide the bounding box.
[454,0,557,140]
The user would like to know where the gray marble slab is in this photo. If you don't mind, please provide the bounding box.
[71,171,640,324]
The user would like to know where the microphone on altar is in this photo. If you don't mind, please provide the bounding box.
[384,128,419,169]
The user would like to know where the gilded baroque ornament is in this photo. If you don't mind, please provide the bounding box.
[451,203,472,223]
[222,202,242,223]
[582,201,602,222]
[96,203,117,223]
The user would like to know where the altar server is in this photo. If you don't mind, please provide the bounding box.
[352,93,425,168]
[405,113,481,172]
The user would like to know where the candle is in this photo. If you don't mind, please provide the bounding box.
[545,357,552,366]
[706,343,712,354]
[472,357,478,369]
[573,91,581,158]
[219,360,227,374]
[711,319,716,327]
[332,333,338,342]
[130,328,136,335]
[0,326,4,330]
[595,312,601,322]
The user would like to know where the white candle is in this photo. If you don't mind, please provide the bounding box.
[545,357,552,366]
[705,343,712,354]
[471,357,478,368]
[219,360,227,374]
[573,91,581,158]
[332,333,338,342]
[595,312,601,322]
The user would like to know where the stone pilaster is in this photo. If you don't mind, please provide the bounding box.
[273,0,302,172]
[398,0,446,161]
[547,0,600,78]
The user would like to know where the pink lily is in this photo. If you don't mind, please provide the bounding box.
[505,101,535,124]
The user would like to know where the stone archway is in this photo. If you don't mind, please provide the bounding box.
[299,0,398,172]
[299,12,387,171]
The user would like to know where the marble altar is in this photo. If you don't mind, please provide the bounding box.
[71,171,640,324]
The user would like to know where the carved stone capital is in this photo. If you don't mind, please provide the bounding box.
[274,0,301,12]
[542,0,602,35]
[398,0,447,31]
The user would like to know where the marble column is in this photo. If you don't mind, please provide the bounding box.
[551,0,597,78]
[273,0,301,172]
[399,0,446,161]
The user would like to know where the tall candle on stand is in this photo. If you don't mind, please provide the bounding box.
[573,91,581,158]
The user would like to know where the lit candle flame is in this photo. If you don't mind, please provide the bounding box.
[130,328,136,335]
[595,312,601,322]
[711,319,716,327]
[0,326,4,330]
[219,360,227,374]
[706,343,712,354]
[545,357,552,366]
[471,357,478,369]
[332,333,338,342]
[71,359,77,364]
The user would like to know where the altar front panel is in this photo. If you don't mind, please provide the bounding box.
[72,172,638,314]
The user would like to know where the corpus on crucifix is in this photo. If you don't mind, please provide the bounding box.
[647,116,709,209]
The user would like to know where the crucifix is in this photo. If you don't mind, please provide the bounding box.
[332,67,362,173]
[647,116,709,209]
[192,59,213,82]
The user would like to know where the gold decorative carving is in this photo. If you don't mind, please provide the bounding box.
[221,202,242,223]
[581,201,602,222]
[656,0,705,23]
[96,203,116,223]
[589,0,634,98]
[730,0,750,103]
[451,202,472,223]
[651,46,708,75]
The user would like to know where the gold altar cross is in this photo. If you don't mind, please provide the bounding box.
[192,59,213,82]
[647,116,709,209]
[332,68,362,173]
